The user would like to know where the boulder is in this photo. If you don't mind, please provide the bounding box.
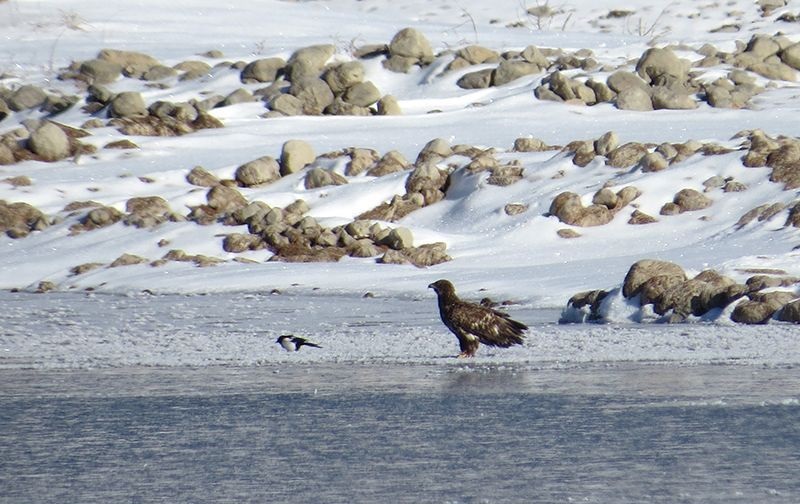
[27,122,70,161]
[457,69,494,89]
[240,57,285,83]
[323,61,365,93]
[206,185,248,214]
[79,59,122,84]
[109,91,148,118]
[778,299,800,323]
[606,142,648,168]
[387,28,434,64]
[367,150,409,177]
[343,81,381,107]
[492,60,542,86]
[7,85,48,111]
[304,167,347,189]
[615,87,653,111]
[289,77,334,115]
[376,95,402,115]
[622,259,686,298]
[124,196,173,228]
[0,200,49,238]
[235,156,281,187]
[673,188,712,212]
[635,47,689,86]
[280,139,315,176]
[286,44,335,81]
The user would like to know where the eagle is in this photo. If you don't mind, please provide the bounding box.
[276,335,322,352]
[428,279,527,358]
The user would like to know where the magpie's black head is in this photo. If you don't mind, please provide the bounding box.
[276,335,292,343]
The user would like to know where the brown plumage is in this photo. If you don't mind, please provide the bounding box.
[428,279,528,358]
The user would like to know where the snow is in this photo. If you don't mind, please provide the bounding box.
[1,0,799,369]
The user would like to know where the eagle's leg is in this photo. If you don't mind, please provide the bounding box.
[457,336,479,358]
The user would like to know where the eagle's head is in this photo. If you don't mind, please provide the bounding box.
[428,279,456,296]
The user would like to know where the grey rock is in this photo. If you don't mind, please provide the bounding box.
[280,139,315,176]
[388,28,434,64]
[235,156,281,187]
[343,81,381,107]
[615,87,653,111]
[289,77,334,115]
[241,57,285,83]
[457,69,494,89]
[622,259,686,298]
[8,85,47,112]
[109,91,148,118]
[79,59,122,84]
[323,61,365,93]
[28,122,70,161]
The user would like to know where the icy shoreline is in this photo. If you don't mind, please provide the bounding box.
[3,290,799,370]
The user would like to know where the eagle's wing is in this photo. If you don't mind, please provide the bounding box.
[448,301,527,348]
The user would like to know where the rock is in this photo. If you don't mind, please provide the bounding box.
[594,131,619,156]
[513,137,550,152]
[280,139,315,176]
[416,138,453,164]
[638,152,669,172]
[346,148,381,176]
[622,259,686,298]
[457,69,494,89]
[241,57,285,83]
[635,47,689,86]
[766,142,800,189]
[7,85,48,112]
[79,59,122,84]
[781,43,800,71]
[109,91,148,118]
[607,70,650,94]
[286,44,335,81]
[549,192,613,227]
[323,61,365,93]
[628,209,658,225]
[778,299,800,323]
[388,28,434,64]
[376,95,402,115]
[592,188,618,209]
[235,156,281,187]
[520,45,550,67]
[343,81,381,107]
[405,162,447,198]
[381,226,414,250]
[304,167,347,189]
[586,79,616,102]
[400,242,451,267]
[504,203,529,216]
[557,228,581,239]
[206,185,247,214]
[176,61,212,80]
[651,86,697,110]
[143,65,177,81]
[78,206,125,232]
[492,60,542,86]
[124,196,172,228]
[0,200,49,237]
[268,94,304,116]
[615,87,653,111]
[732,291,796,324]
[638,274,687,307]
[606,142,648,168]
[673,188,712,212]
[458,45,501,64]
[221,88,255,106]
[743,35,781,61]
[222,233,263,253]
[27,122,70,161]
[109,253,148,268]
[186,166,221,187]
[98,48,160,74]
[289,77,334,115]
[367,150,409,177]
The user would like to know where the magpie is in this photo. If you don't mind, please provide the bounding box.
[276,335,322,352]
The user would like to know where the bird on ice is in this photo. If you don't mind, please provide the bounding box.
[276,335,322,352]
[428,279,528,358]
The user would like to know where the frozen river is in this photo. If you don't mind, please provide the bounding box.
[1,291,799,502]
[1,364,799,503]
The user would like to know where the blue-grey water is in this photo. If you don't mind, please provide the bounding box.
[1,364,798,503]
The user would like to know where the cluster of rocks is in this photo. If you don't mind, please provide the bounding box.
[739,130,800,190]
[566,258,800,324]
[255,44,401,117]
[0,120,94,164]
[0,84,78,121]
